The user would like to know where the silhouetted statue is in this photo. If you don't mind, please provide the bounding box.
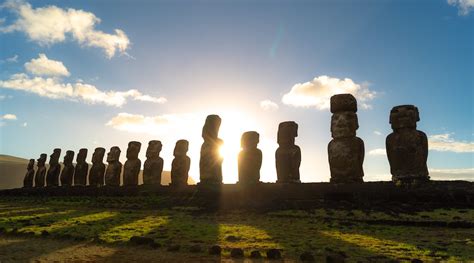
[200,115,224,184]
[89,147,106,187]
[386,105,429,184]
[46,148,61,187]
[143,140,163,185]
[171,140,190,186]
[105,146,122,186]
[276,121,301,183]
[123,141,142,186]
[23,159,35,188]
[60,150,75,186]
[238,131,262,184]
[34,153,47,188]
[328,94,364,183]
[73,148,88,186]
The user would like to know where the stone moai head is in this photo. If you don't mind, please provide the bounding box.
[202,115,221,141]
[27,159,35,170]
[241,131,259,149]
[107,146,121,162]
[63,150,74,165]
[126,141,141,160]
[92,147,106,164]
[331,112,359,138]
[146,140,162,159]
[49,148,61,165]
[390,105,419,130]
[37,153,47,166]
[277,121,298,146]
[330,93,358,113]
[174,140,189,156]
[76,148,88,164]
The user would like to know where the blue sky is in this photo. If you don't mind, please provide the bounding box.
[1,0,473,183]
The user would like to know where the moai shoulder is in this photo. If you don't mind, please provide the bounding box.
[46,148,61,187]
[238,131,262,184]
[105,146,122,186]
[123,141,142,186]
[34,153,47,188]
[74,148,88,186]
[89,147,106,187]
[171,140,191,186]
[23,159,35,188]
[276,121,301,183]
[143,140,164,185]
[60,150,75,186]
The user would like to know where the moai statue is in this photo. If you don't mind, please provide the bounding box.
[89,147,106,187]
[123,141,142,186]
[386,105,429,184]
[60,150,75,186]
[73,148,89,186]
[276,122,301,183]
[23,159,35,188]
[328,94,365,183]
[105,146,122,186]
[238,131,262,184]
[171,140,190,186]
[143,140,163,185]
[46,148,61,187]
[34,154,47,188]
[199,115,223,184]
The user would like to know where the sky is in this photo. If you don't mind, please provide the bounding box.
[0,0,473,183]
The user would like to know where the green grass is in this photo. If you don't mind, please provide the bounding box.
[0,197,472,262]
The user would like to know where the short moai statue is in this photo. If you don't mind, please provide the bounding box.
[104,146,122,186]
[46,148,61,187]
[60,150,75,186]
[143,140,164,185]
[199,115,224,184]
[238,131,262,184]
[276,122,301,183]
[23,159,35,188]
[73,148,89,186]
[328,94,365,183]
[34,154,47,188]
[123,141,142,186]
[89,147,106,187]
[386,105,429,184]
[171,140,190,186]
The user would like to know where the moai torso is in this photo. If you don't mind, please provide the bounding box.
[199,115,223,184]
[386,105,429,183]
[123,141,141,186]
[34,154,47,187]
[60,150,75,186]
[46,148,61,187]
[171,140,190,186]
[238,131,262,184]
[89,147,106,187]
[276,121,301,183]
[74,149,89,186]
[143,140,163,185]
[105,146,122,186]
[23,159,35,188]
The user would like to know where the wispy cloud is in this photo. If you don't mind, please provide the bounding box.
[2,54,19,63]
[373,130,382,136]
[429,133,474,153]
[24,53,70,77]
[447,0,474,15]
[1,113,17,120]
[260,99,279,111]
[429,168,473,181]
[282,75,376,110]
[368,148,386,156]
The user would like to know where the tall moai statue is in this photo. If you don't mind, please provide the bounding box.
[199,115,224,184]
[73,148,89,186]
[46,148,61,187]
[60,150,75,186]
[171,139,190,186]
[89,147,106,187]
[328,94,365,183]
[34,153,47,188]
[23,159,35,188]
[276,121,301,183]
[238,131,262,184]
[386,105,429,184]
[105,146,122,186]
[123,141,142,186]
[143,140,163,185]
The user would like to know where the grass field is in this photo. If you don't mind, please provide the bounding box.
[0,196,473,262]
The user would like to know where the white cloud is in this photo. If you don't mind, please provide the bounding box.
[429,168,473,181]
[1,113,17,120]
[24,53,70,77]
[0,73,167,107]
[373,130,382,136]
[260,99,279,111]
[448,0,474,15]
[429,133,474,153]
[368,148,386,156]
[282,75,376,110]
[0,0,130,58]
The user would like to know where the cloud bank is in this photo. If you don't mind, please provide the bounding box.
[1,114,17,120]
[429,133,474,153]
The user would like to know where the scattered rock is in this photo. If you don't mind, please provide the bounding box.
[225,235,239,242]
[208,245,222,255]
[250,250,262,258]
[40,230,49,236]
[189,244,202,253]
[129,236,155,246]
[167,244,180,252]
[267,249,282,259]
[230,248,244,258]
[300,251,315,261]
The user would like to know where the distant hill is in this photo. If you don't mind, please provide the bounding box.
[0,154,195,190]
